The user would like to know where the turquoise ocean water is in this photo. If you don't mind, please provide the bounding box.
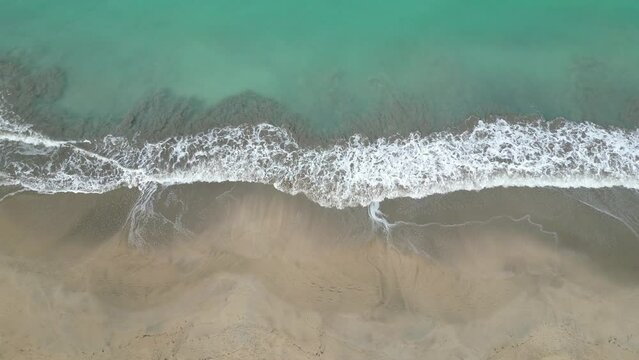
[2,0,639,131]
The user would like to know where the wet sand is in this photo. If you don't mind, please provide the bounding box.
[0,185,638,359]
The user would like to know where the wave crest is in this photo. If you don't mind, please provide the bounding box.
[2,112,639,208]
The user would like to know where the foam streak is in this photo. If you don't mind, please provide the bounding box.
[2,115,639,209]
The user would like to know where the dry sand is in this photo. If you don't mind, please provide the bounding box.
[0,187,638,359]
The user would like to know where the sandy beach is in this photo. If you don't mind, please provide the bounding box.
[0,185,637,359]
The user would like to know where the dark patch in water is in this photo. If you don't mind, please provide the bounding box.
[117,89,318,144]
[116,90,203,140]
[0,56,318,142]
[1,54,638,143]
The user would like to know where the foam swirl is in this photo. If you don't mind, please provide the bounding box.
[1,112,639,208]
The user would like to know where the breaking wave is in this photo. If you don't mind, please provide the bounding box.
[1,111,639,209]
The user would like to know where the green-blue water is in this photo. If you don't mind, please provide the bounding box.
[2,0,639,131]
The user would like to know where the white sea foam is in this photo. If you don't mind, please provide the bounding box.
[1,112,639,209]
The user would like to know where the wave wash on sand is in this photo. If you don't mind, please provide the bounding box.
[3,107,639,207]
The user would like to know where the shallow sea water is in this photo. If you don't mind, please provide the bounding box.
[1,0,639,130]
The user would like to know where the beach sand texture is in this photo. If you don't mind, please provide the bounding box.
[1,186,637,359]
